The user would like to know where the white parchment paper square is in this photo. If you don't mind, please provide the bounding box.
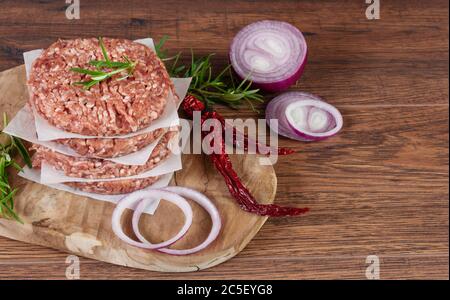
[3,105,165,166]
[39,133,184,184]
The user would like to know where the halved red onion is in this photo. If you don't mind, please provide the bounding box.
[266,92,343,141]
[133,186,222,256]
[230,20,308,92]
[112,190,193,249]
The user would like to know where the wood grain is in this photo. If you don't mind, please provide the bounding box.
[0,0,448,279]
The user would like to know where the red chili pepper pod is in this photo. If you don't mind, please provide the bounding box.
[181,95,309,217]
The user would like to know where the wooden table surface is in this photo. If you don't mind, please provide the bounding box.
[0,0,448,279]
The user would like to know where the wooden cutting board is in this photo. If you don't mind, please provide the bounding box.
[0,65,276,272]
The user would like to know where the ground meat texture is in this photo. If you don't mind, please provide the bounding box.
[28,38,171,136]
[55,128,166,158]
[65,176,160,195]
[31,130,178,179]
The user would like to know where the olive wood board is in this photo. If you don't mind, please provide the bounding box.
[0,65,277,272]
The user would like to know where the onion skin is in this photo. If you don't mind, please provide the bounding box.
[230,20,308,92]
[266,92,343,142]
[266,92,318,140]
[287,124,335,142]
[250,51,308,93]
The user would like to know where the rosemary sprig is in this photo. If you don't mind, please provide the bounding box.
[155,35,185,76]
[71,37,137,90]
[156,37,264,111]
[154,35,169,59]
[0,113,31,223]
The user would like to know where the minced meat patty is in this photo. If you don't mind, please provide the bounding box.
[28,38,171,136]
[65,176,160,195]
[55,128,166,158]
[31,130,178,179]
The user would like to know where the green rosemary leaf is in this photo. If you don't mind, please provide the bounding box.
[71,37,136,90]
[155,35,169,59]
[1,190,23,224]
[99,37,110,63]
[154,36,264,110]
[236,71,252,90]
[173,65,185,75]
[72,81,89,87]
[3,152,11,162]
[90,74,110,81]
[82,80,101,90]
[0,157,5,179]
[73,80,100,90]
[122,55,131,63]
[1,113,31,223]
[70,67,105,76]
[0,187,7,196]
[89,60,130,69]
[10,161,23,172]
[12,136,31,168]
[4,183,13,208]
[0,181,10,190]
[2,112,7,128]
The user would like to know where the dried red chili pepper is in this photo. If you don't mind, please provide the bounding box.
[211,111,295,155]
[182,95,206,115]
[182,95,309,217]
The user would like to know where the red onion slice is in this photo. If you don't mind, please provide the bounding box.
[112,190,193,249]
[132,186,222,255]
[230,20,308,92]
[266,92,343,141]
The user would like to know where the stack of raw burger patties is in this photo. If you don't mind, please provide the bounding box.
[27,38,179,195]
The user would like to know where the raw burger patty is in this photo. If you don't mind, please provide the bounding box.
[55,128,166,158]
[31,130,178,179]
[65,176,160,195]
[28,38,172,136]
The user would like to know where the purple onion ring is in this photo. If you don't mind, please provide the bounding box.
[230,20,308,92]
[266,92,343,141]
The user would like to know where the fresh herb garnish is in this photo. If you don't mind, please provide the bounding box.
[156,37,263,111]
[0,113,31,223]
[71,37,137,90]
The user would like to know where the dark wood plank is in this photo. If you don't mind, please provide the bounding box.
[0,0,448,105]
[0,0,448,279]
[0,252,448,280]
